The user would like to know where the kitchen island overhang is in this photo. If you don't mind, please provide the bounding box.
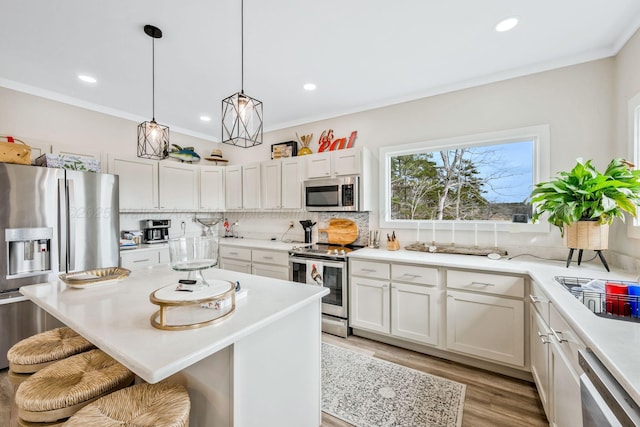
[20,265,329,427]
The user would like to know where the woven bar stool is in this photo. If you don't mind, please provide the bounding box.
[15,349,135,426]
[7,327,94,384]
[62,382,190,427]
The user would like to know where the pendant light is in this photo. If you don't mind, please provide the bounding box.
[221,0,263,148]
[137,24,170,160]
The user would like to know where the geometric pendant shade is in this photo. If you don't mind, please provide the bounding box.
[221,91,263,148]
[137,120,169,159]
[221,0,263,148]
[137,24,169,160]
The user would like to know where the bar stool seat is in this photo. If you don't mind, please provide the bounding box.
[8,327,94,375]
[62,382,190,427]
[15,349,134,425]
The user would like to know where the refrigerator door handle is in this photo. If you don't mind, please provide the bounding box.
[58,178,68,272]
[67,179,75,272]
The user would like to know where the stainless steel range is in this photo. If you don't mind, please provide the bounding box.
[289,243,361,337]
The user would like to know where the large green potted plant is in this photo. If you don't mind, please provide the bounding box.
[529,158,640,268]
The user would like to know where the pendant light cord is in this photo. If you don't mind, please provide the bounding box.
[240,0,244,93]
[152,35,156,121]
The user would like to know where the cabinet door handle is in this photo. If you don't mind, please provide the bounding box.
[537,331,551,344]
[382,284,389,288]
[550,328,567,343]
[133,258,150,263]
[361,268,376,273]
[262,256,273,260]
[470,281,495,287]
[529,295,541,303]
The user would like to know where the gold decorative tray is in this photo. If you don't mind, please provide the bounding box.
[59,267,131,288]
[149,279,236,331]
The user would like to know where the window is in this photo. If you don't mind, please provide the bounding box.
[379,125,550,231]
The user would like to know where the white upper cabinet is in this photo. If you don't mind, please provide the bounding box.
[242,162,261,209]
[158,162,199,210]
[108,155,159,210]
[225,163,261,210]
[306,151,332,179]
[200,165,225,211]
[262,157,304,210]
[261,159,282,209]
[305,147,370,179]
[281,157,304,209]
[225,165,243,210]
[333,149,361,176]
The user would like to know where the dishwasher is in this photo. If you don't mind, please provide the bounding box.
[579,349,640,426]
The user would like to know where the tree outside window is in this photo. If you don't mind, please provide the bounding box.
[390,140,534,222]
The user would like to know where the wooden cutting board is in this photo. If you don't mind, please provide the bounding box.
[318,219,358,245]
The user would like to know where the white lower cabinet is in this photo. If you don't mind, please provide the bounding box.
[530,308,550,415]
[219,245,289,280]
[548,303,584,427]
[350,276,390,334]
[446,289,524,366]
[350,261,438,345]
[219,246,252,274]
[120,247,169,270]
[391,283,438,345]
[251,249,289,280]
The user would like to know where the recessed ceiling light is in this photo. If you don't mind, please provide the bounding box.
[200,116,211,122]
[77,74,97,84]
[495,17,518,32]
[303,83,317,91]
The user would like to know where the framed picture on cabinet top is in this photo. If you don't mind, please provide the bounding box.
[271,141,297,159]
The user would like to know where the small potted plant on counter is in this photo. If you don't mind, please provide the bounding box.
[529,158,640,271]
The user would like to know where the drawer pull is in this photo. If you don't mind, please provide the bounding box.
[538,331,551,344]
[228,251,239,255]
[261,256,274,260]
[133,259,150,263]
[529,295,541,303]
[470,281,495,287]
[402,273,421,278]
[361,268,377,273]
[550,328,568,343]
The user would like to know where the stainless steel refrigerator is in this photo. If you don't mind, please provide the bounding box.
[0,163,119,368]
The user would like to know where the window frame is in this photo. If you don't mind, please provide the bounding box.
[378,124,551,234]
[627,92,640,239]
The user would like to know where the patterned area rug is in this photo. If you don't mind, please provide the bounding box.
[322,343,466,427]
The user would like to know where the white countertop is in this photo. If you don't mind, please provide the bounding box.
[218,237,307,251]
[19,266,328,384]
[348,248,640,404]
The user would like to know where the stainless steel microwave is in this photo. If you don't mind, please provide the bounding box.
[304,176,359,211]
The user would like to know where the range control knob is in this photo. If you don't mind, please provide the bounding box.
[339,249,346,256]
[332,249,339,255]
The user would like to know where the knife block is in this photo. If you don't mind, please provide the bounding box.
[387,240,400,251]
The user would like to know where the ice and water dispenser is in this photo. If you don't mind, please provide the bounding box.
[5,228,52,277]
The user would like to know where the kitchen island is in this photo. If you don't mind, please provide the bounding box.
[19,265,329,427]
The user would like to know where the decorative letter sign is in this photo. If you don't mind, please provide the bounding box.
[318,129,358,152]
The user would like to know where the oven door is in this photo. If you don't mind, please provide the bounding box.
[289,257,347,318]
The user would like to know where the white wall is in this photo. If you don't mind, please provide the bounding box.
[2,53,635,269]
[260,58,617,264]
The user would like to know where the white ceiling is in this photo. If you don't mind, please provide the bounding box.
[1,0,640,142]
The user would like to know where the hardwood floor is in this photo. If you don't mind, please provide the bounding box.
[321,334,549,427]
[0,334,549,427]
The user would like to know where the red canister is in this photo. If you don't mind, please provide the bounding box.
[605,282,629,316]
